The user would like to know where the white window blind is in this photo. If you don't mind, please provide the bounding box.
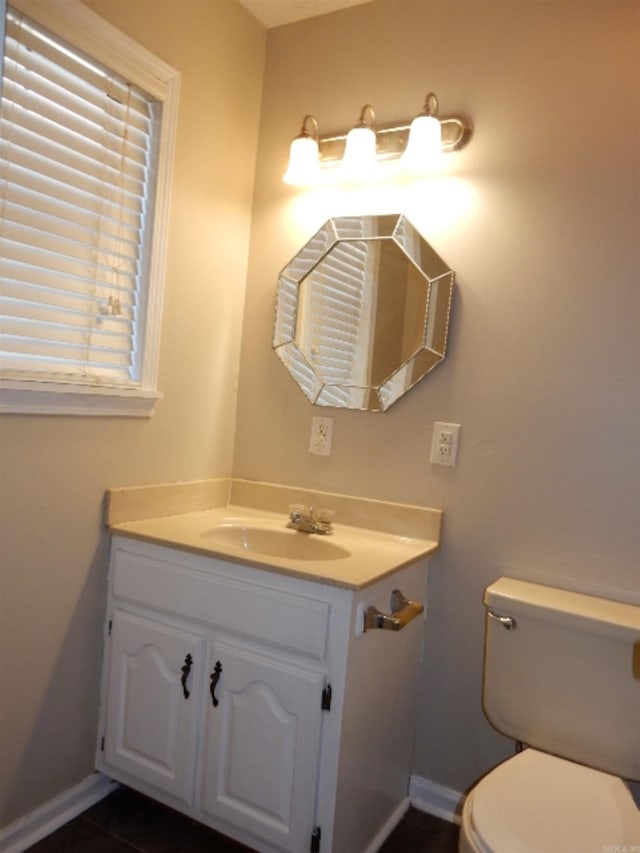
[0,0,179,415]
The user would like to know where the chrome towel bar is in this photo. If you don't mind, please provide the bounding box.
[363,589,424,632]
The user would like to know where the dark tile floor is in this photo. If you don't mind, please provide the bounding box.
[26,785,460,852]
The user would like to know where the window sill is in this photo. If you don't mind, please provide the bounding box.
[0,380,162,417]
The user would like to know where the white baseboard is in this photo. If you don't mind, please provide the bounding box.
[409,774,465,825]
[365,795,411,853]
[0,772,118,853]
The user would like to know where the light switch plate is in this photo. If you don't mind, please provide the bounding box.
[309,416,334,456]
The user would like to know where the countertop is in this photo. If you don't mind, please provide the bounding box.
[106,480,442,590]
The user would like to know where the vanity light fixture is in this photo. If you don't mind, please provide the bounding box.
[282,114,321,186]
[282,91,472,187]
[401,92,442,171]
[338,104,377,181]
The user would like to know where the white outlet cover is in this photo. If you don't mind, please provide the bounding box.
[430,421,461,467]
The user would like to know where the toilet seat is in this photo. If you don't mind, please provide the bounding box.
[463,748,640,853]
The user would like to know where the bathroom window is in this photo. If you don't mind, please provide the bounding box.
[0,0,179,416]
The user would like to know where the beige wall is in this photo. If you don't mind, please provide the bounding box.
[0,0,265,826]
[1,0,638,832]
[234,0,640,793]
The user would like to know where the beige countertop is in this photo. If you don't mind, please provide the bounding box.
[106,479,442,590]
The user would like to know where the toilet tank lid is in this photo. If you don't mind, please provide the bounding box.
[484,578,640,638]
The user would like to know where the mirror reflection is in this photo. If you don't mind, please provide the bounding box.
[273,214,454,411]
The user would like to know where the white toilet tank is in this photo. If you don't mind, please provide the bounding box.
[482,577,640,781]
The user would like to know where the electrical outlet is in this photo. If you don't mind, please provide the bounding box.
[430,422,461,467]
[309,416,334,456]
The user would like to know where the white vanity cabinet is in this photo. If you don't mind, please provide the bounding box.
[97,534,429,853]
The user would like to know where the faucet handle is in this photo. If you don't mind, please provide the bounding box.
[314,507,334,524]
[288,503,307,519]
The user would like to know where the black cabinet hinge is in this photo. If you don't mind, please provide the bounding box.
[310,826,321,852]
[108,619,112,636]
[100,736,105,752]
[321,684,332,711]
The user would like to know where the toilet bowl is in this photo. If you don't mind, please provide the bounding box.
[460,749,640,853]
[460,577,640,853]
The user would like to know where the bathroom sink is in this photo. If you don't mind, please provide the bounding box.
[202,523,350,562]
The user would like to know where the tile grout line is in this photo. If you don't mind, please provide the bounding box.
[79,815,148,852]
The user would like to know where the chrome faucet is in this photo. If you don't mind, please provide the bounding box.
[287,505,334,535]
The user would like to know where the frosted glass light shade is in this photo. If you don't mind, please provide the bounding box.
[283,135,321,186]
[401,114,442,172]
[339,126,377,181]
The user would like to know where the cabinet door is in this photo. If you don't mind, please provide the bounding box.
[199,639,325,852]
[102,609,205,804]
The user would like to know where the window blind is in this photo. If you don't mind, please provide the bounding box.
[0,7,159,385]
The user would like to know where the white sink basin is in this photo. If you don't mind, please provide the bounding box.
[202,524,350,562]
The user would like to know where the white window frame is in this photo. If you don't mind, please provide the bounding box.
[0,0,179,416]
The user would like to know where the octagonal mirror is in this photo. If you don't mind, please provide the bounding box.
[273,214,454,411]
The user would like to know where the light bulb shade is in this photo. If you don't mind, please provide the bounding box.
[283,135,320,186]
[401,114,442,172]
[339,126,377,180]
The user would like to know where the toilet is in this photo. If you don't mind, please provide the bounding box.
[460,577,640,853]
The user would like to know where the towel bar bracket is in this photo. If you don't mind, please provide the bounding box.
[363,589,424,632]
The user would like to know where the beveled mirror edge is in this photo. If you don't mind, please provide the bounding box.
[273,214,455,412]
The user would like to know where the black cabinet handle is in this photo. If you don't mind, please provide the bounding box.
[180,654,193,699]
[210,661,223,707]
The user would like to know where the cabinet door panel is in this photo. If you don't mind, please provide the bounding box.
[200,640,325,852]
[103,609,205,804]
